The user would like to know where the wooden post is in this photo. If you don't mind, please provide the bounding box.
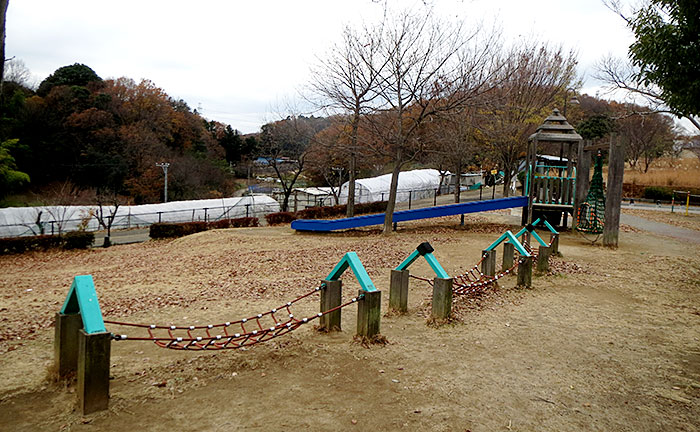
[536,245,552,274]
[77,330,111,415]
[604,136,624,248]
[356,290,381,339]
[550,233,560,256]
[431,277,453,320]
[319,279,342,331]
[517,256,533,288]
[55,312,82,378]
[389,269,409,313]
[527,139,538,224]
[481,249,496,277]
[502,242,515,270]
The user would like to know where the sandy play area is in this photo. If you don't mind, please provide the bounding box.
[0,211,699,431]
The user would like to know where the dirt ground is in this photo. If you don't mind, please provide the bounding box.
[1,212,699,432]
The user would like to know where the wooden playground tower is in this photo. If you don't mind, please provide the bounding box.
[523,108,582,228]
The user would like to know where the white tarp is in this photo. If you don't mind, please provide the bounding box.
[0,195,280,238]
[338,169,442,204]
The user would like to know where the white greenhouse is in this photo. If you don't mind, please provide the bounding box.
[338,169,443,204]
[0,195,280,238]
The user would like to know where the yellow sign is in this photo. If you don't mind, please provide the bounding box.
[490,169,497,175]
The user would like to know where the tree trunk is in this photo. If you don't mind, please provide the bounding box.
[0,0,8,87]
[453,159,462,203]
[346,152,356,217]
[502,169,512,197]
[281,191,291,213]
[346,108,361,217]
[382,151,403,234]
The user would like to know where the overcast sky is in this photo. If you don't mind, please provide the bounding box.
[7,0,635,133]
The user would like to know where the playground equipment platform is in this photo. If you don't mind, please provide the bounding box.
[291,196,528,232]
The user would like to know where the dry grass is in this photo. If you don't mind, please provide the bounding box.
[605,155,700,189]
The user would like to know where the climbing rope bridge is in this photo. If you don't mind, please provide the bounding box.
[105,285,363,350]
[403,219,558,298]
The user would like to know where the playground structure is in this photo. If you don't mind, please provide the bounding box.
[55,253,383,414]
[392,218,559,317]
[291,196,528,232]
[55,217,561,414]
[523,109,625,248]
[524,109,581,228]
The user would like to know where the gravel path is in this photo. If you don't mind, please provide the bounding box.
[621,213,700,244]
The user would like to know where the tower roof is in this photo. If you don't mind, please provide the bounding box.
[529,108,582,142]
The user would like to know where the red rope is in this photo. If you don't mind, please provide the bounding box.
[108,286,364,351]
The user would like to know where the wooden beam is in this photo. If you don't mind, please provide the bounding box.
[603,135,624,247]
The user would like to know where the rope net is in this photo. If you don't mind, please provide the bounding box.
[410,235,554,296]
[105,284,362,350]
[410,252,518,296]
[576,152,606,234]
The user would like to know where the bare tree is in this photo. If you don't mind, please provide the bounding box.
[595,56,700,132]
[616,107,676,172]
[364,8,503,234]
[481,42,578,196]
[308,23,388,216]
[45,180,80,235]
[260,115,326,212]
[428,107,482,203]
[3,58,35,89]
[305,120,349,205]
[95,187,121,247]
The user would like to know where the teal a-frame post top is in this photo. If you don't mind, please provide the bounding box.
[485,231,531,257]
[326,252,377,292]
[60,275,107,334]
[541,219,559,235]
[514,220,548,247]
[396,242,450,279]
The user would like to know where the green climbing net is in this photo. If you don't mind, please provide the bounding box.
[576,152,605,234]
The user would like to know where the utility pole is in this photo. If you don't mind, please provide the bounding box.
[156,162,170,203]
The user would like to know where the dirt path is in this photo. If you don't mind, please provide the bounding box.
[1,214,698,431]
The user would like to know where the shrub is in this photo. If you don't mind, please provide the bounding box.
[265,212,297,225]
[149,221,209,239]
[150,218,259,239]
[356,201,388,214]
[0,232,94,255]
[63,231,95,249]
[208,217,259,229]
[642,186,673,201]
[295,201,387,220]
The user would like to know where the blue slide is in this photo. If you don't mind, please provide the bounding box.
[291,196,528,232]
